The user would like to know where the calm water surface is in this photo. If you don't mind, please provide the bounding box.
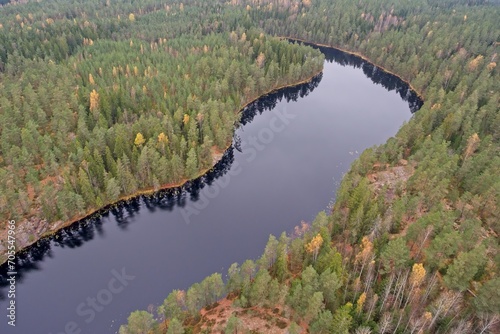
[0,47,421,333]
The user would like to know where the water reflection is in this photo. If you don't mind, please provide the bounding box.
[0,74,322,298]
[0,46,422,299]
[294,41,423,113]
[239,72,323,126]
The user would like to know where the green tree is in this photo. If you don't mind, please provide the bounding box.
[185,148,199,178]
[474,278,500,314]
[78,167,95,206]
[225,314,244,334]
[331,303,353,334]
[105,177,121,202]
[240,259,256,291]
[248,269,271,306]
[159,290,186,322]
[227,263,242,293]
[444,245,487,292]
[288,321,303,334]
[309,310,333,334]
[290,238,305,273]
[202,273,225,305]
[274,232,290,282]
[380,238,410,273]
[319,268,341,309]
[119,310,157,334]
[167,318,184,334]
[305,291,324,322]
[259,234,279,269]
[186,283,203,315]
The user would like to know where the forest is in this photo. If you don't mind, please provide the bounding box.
[0,0,498,333]
[0,0,324,260]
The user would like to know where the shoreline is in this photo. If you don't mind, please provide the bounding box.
[0,66,324,266]
[280,36,425,100]
[2,37,426,266]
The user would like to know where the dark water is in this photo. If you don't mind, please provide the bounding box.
[0,47,421,334]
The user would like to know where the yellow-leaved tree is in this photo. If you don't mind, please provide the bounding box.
[134,133,145,146]
[157,132,168,153]
[410,263,426,288]
[356,292,366,314]
[89,89,99,112]
[183,114,190,125]
[306,234,324,262]
[396,262,427,331]
[158,132,168,144]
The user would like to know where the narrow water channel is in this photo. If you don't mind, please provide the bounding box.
[0,46,421,334]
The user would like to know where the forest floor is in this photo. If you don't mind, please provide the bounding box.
[196,298,296,333]
[367,159,414,202]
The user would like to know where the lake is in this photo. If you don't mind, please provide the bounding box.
[0,45,421,334]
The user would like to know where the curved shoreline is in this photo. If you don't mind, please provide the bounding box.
[2,39,424,266]
[0,66,324,266]
[280,36,425,100]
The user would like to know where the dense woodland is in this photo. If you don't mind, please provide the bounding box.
[0,0,499,333]
[0,0,324,257]
[118,0,499,333]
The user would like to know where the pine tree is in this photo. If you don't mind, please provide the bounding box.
[105,177,121,202]
[166,318,184,334]
[185,147,198,179]
[119,310,156,334]
[332,303,353,334]
[249,269,271,306]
